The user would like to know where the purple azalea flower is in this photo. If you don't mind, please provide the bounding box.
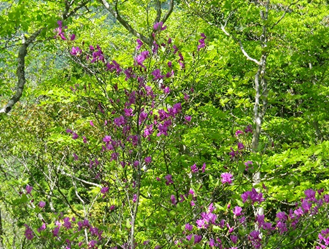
[101,187,109,194]
[70,46,82,56]
[145,157,152,164]
[238,142,244,150]
[170,195,177,205]
[229,147,236,158]
[136,39,143,50]
[173,45,178,54]
[305,189,316,201]
[230,235,238,244]
[26,185,33,194]
[52,226,60,237]
[235,130,244,136]
[221,173,233,184]
[191,164,198,173]
[124,108,133,117]
[233,206,242,216]
[201,163,206,172]
[185,223,193,231]
[276,212,287,221]
[135,51,150,68]
[71,132,78,139]
[24,225,34,240]
[153,21,167,31]
[241,188,264,204]
[165,174,173,185]
[66,129,73,134]
[185,116,192,122]
[39,201,46,208]
[245,125,253,133]
[152,69,163,80]
[164,86,170,94]
[114,116,125,127]
[37,223,47,233]
[124,67,134,80]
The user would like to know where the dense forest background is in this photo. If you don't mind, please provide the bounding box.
[0,0,329,248]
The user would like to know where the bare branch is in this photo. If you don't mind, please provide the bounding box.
[59,169,102,188]
[161,0,174,24]
[155,0,162,24]
[100,0,152,47]
[66,0,90,19]
[221,25,260,65]
[0,0,91,114]
[70,56,106,85]
[271,0,300,29]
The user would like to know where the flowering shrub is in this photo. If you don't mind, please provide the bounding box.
[18,20,329,249]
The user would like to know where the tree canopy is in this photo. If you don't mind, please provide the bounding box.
[0,0,329,248]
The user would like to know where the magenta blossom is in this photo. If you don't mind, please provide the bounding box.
[171,195,177,205]
[165,174,173,185]
[185,223,193,231]
[229,147,236,158]
[153,21,167,31]
[101,187,109,198]
[221,173,233,184]
[238,142,244,150]
[230,235,238,244]
[38,223,47,233]
[241,188,264,204]
[70,46,82,56]
[26,185,33,195]
[191,164,198,173]
[245,125,252,133]
[136,39,143,50]
[145,156,152,164]
[24,225,34,240]
[201,163,206,172]
[185,116,192,122]
[233,206,243,216]
[72,132,78,139]
[39,201,46,208]
[197,33,206,51]
[235,130,244,136]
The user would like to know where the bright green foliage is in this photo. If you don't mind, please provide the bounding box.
[1,0,329,248]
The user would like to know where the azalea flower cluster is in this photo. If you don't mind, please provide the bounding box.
[24,214,103,248]
[172,184,329,248]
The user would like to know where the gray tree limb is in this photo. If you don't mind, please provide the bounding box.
[101,0,153,46]
[0,29,42,114]
[161,0,174,24]
[0,0,90,114]
[100,0,175,48]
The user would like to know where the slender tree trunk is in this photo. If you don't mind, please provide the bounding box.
[251,2,270,238]
[0,208,4,247]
